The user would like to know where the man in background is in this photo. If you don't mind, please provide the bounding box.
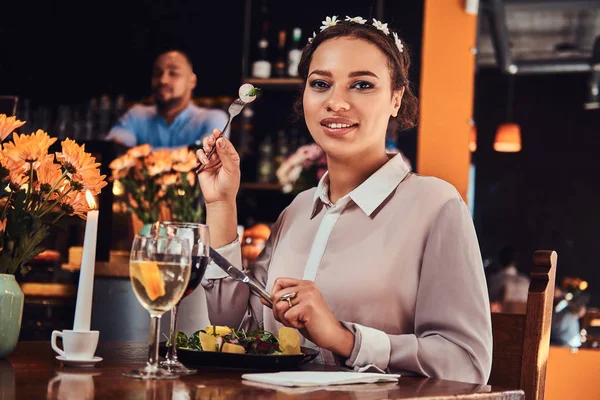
[486,246,531,313]
[106,50,228,148]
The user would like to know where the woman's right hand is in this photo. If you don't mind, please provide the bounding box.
[196,129,241,205]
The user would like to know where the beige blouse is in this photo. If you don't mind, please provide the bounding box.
[201,153,492,384]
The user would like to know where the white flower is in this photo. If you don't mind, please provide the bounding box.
[393,32,404,53]
[372,18,390,35]
[345,16,367,24]
[308,31,316,44]
[320,16,338,31]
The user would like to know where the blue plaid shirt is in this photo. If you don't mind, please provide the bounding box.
[106,103,228,148]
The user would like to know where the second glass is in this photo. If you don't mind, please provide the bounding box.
[124,234,191,380]
[152,222,210,375]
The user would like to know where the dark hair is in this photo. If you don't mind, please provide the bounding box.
[154,49,194,70]
[499,246,515,267]
[293,21,418,131]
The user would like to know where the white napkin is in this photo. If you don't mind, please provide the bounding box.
[241,371,400,387]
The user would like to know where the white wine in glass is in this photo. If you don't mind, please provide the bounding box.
[123,234,191,380]
[130,260,190,314]
[152,222,210,376]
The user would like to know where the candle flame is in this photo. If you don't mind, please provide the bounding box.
[85,190,97,210]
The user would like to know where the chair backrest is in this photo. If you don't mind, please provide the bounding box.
[0,95,19,116]
[489,250,557,400]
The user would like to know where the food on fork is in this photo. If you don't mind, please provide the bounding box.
[238,83,260,103]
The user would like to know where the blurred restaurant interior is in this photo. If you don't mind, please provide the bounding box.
[1,0,600,398]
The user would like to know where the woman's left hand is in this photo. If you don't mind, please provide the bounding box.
[261,278,354,358]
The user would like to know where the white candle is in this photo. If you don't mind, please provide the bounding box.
[73,190,99,332]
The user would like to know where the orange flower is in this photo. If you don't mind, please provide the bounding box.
[146,149,172,176]
[55,138,99,176]
[8,166,29,190]
[158,173,178,188]
[75,168,107,195]
[55,139,106,195]
[35,160,63,192]
[186,172,195,186]
[27,153,56,173]
[169,147,191,163]
[59,188,90,219]
[127,144,152,159]
[0,150,26,176]
[172,149,198,173]
[108,154,135,180]
[2,130,56,163]
[148,160,172,177]
[147,149,171,164]
[0,114,26,142]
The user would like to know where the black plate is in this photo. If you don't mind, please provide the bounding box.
[159,342,319,371]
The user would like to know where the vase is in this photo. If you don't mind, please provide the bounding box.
[0,274,24,359]
[138,223,153,236]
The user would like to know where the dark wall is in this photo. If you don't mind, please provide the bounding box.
[1,0,246,104]
[473,69,600,307]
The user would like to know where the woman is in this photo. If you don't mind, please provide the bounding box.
[196,16,492,384]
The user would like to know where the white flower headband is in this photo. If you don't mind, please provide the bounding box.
[308,15,404,54]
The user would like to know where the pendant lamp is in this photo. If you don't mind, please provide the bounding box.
[494,75,521,152]
[469,123,477,152]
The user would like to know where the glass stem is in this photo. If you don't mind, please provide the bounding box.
[167,304,180,362]
[148,315,161,368]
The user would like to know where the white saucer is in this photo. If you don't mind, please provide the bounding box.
[56,356,103,367]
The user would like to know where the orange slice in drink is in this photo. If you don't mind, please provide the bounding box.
[133,261,165,301]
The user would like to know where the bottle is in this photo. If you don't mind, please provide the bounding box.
[287,28,302,77]
[273,30,287,78]
[252,21,271,79]
[257,135,274,183]
[97,94,112,138]
[238,106,254,159]
[84,98,97,140]
[238,107,256,181]
[112,94,126,126]
[274,129,289,170]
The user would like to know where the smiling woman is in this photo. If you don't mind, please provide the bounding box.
[195,15,492,385]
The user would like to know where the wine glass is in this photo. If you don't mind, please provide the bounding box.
[123,234,191,380]
[152,222,210,375]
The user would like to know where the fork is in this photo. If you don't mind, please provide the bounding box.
[195,98,247,174]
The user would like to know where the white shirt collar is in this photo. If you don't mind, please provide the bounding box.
[311,153,411,218]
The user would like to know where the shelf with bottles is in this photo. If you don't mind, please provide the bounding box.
[245,0,305,84]
[242,77,303,90]
[240,182,282,191]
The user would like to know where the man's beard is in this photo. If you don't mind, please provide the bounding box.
[154,93,184,111]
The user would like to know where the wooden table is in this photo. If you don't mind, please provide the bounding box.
[5,342,524,399]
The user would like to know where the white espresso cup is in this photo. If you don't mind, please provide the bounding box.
[51,330,99,360]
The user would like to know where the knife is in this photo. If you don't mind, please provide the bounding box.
[209,247,273,307]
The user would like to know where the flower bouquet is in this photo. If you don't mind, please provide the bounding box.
[275,143,327,194]
[109,144,202,227]
[0,114,107,275]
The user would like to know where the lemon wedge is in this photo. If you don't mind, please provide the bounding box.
[222,343,246,354]
[199,332,218,352]
[204,325,233,336]
[278,327,301,355]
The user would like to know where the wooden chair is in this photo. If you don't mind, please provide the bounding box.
[489,250,557,400]
[0,95,18,116]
